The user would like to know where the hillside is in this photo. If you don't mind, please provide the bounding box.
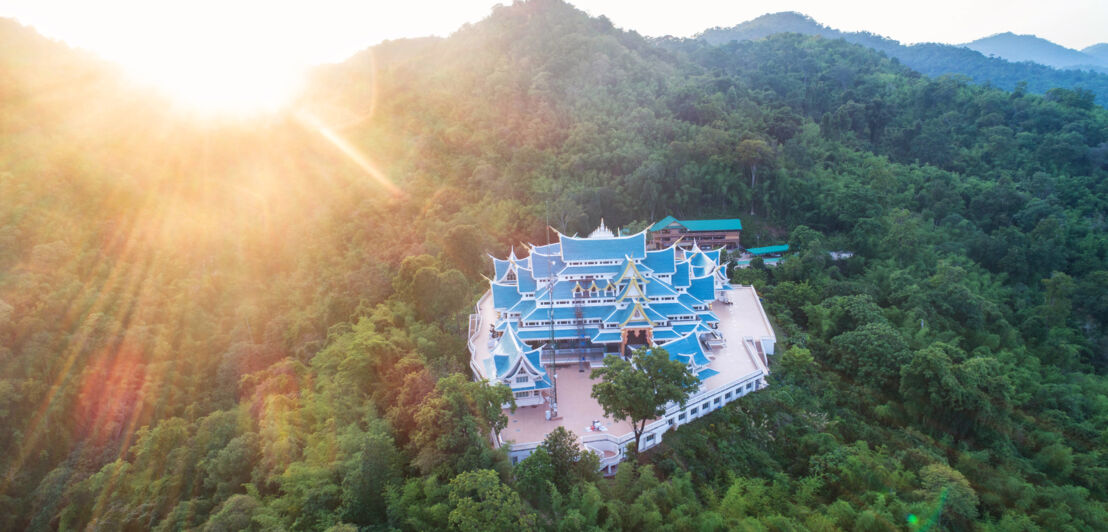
[963,32,1108,73]
[699,12,1108,106]
[2,1,1108,530]
[1086,43,1108,63]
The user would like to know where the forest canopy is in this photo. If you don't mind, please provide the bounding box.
[1,1,1107,530]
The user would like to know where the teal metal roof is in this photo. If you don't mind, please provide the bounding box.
[650,216,679,231]
[746,244,789,255]
[650,216,743,232]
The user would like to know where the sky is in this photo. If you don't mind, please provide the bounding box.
[3,0,1105,111]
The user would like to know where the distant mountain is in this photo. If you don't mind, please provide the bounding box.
[698,12,1108,106]
[1085,43,1108,63]
[963,32,1108,73]
[699,13,902,54]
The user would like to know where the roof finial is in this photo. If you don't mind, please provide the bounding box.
[587,218,616,239]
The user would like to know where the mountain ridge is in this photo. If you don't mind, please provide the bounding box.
[698,12,1108,106]
[962,32,1108,73]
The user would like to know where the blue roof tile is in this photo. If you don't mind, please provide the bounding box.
[646,280,678,298]
[559,231,646,261]
[530,252,565,278]
[523,305,614,322]
[491,282,522,310]
[688,274,716,302]
[516,328,598,341]
[517,267,537,293]
[696,368,720,381]
[648,302,698,318]
[493,257,511,280]
[672,260,691,288]
[592,330,623,343]
[652,328,681,341]
[532,242,561,255]
[644,247,677,274]
[558,264,624,277]
[659,332,710,367]
[507,298,536,316]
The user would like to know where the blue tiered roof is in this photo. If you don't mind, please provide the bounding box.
[487,221,730,377]
[486,326,553,390]
[559,231,647,261]
[644,246,677,274]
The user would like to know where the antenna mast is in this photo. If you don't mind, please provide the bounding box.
[545,208,558,416]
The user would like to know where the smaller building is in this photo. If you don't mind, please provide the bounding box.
[649,216,742,250]
[745,244,789,257]
[736,244,790,268]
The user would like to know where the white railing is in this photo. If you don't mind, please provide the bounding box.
[468,290,492,381]
[526,369,767,461]
[747,285,776,344]
[581,434,624,468]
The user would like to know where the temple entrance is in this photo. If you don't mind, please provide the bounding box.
[619,328,653,359]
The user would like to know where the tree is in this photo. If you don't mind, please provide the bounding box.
[513,447,555,510]
[447,469,536,531]
[203,494,263,532]
[541,426,600,491]
[1041,271,1075,327]
[590,347,699,454]
[338,420,401,527]
[736,138,773,215]
[411,374,514,475]
[829,321,911,393]
[442,224,488,278]
[918,464,979,530]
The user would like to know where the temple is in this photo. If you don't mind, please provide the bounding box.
[467,220,776,471]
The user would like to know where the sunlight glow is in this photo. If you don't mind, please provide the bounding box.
[295,110,402,196]
[3,1,496,115]
[14,1,326,114]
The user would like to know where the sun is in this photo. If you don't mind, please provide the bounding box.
[85,4,312,116]
[122,45,305,115]
[6,1,320,116]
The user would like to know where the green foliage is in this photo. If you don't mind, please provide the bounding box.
[412,374,514,476]
[3,1,1108,530]
[591,347,700,452]
[447,469,536,531]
